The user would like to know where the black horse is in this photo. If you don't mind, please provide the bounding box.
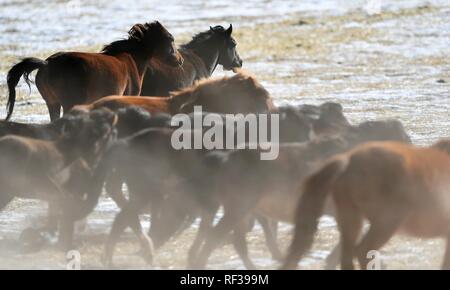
[141,25,243,96]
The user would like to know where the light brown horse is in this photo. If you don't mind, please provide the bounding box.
[283,139,450,270]
[6,21,183,121]
[74,71,276,115]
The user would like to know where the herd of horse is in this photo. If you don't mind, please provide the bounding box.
[1,20,450,270]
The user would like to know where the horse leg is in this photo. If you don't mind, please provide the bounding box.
[147,193,163,236]
[46,201,59,234]
[58,214,75,251]
[105,170,128,209]
[103,195,151,268]
[58,196,83,251]
[336,203,363,270]
[187,207,218,267]
[190,196,258,269]
[232,218,257,270]
[256,215,283,261]
[356,216,403,270]
[127,210,154,265]
[325,242,341,270]
[62,104,74,116]
[46,103,61,122]
[270,219,278,239]
[102,207,133,268]
[150,202,197,250]
[441,233,450,270]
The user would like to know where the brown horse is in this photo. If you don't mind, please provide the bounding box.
[0,108,118,248]
[141,25,242,96]
[6,21,183,121]
[283,139,450,270]
[74,71,276,115]
[187,119,411,269]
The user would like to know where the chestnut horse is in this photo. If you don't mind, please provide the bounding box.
[74,71,276,115]
[283,139,450,270]
[141,25,242,96]
[5,21,182,121]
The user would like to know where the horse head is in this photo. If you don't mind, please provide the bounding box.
[129,21,183,67]
[61,108,118,167]
[211,24,243,70]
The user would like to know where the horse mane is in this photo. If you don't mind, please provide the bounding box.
[181,25,226,50]
[170,70,271,104]
[102,22,162,56]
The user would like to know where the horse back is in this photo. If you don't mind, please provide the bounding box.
[92,96,171,114]
[335,141,450,237]
[38,52,132,107]
[0,121,57,140]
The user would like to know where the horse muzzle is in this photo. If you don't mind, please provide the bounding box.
[224,59,243,71]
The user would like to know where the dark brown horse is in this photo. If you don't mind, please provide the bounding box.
[186,119,411,269]
[6,21,183,121]
[0,108,118,248]
[283,139,450,270]
[141,25,242,96]
[74,71,276,115]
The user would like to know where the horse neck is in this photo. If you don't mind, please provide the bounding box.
[129,50,151,78]
[189,43,221,76]
[55,138,82,167]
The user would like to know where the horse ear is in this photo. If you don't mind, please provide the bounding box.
[226,24,233,36]
[210,26,214,31]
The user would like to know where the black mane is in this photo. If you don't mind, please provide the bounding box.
[181,26,226,50]
[101,22,162,56]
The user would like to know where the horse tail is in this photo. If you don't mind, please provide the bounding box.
[6,57,48,121]
[281,156,349,269]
